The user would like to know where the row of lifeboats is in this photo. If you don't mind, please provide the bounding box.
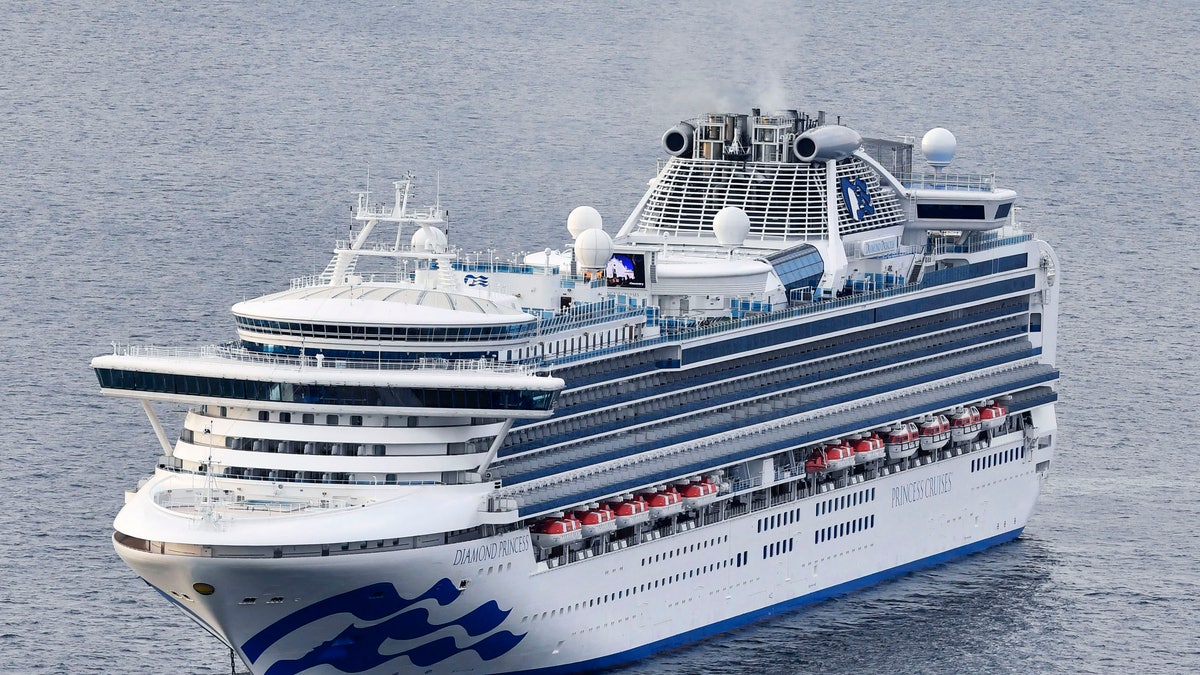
[530,478,722,548]
[805,401,1008,474]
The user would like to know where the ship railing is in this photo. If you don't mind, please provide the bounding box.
[928,232,1033,256]
[896,171,997,191]
[290,254,566,290]
[535,301,645,335]
[290,273,329,289]
[535,278,944,366]
[108,343,534,374]
[355,203,398,218]
[332,240,458,255]
[352,202,444,221]
[152,488,356,514]
[455,260,562,276]
[542,337,667,367]
[728,475,763,494]
[559,274,606,290]
[539,285,926,367]
[535,246,1033,367]
[876,244,926,260]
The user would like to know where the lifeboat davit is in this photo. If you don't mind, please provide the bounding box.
[979,401,1008,430]
[646,489,683,518]
[884,423,920,460]
[530,515,583,548]
[681,480,720,509]
[852,433,885,464]
[950,406,983,442]
[607,496,651,528]
[919,414,951,452]
[572,505,617,537]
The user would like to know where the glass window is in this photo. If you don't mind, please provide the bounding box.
[917,203,986,219]
[94,369,560,412]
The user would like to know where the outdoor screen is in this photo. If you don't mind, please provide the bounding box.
[605,253,646,289]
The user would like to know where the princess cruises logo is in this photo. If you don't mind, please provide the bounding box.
[463,274,489,287]
[839,177,875,221]
[242,579,524,673]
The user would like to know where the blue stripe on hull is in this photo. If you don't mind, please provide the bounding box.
[510,527,1025,675]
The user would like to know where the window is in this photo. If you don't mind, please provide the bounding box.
[917,203,986,220]
[302,413,314,425]
[350,415,363,427]
[326,415,339,426]
[258,411,269,421]
[279,412,291,423]
[93,369,559,412]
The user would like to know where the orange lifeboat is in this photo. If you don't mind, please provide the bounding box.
[852,433,885,464]
[646,488,684,518]
[950,406,983,442]
[807,441,855,474]
[607,496,651,528]
[884,423,920,460]
[919,414,951,452]
[530,514,583,548]
[681,479,719,509]
[827,440,856,471]
[979,401,1008,431]
[572,505,617,537]
[805,446,829,474]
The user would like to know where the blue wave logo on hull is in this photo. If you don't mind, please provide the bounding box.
[242,579,525,674]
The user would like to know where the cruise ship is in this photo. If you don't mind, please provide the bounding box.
[94,108,1059,675]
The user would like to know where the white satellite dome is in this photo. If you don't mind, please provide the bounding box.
[411,226,448,252]
[921,128,957,168]
[567,206,603,239]
[712,206,751,247]
[574,228,614,270]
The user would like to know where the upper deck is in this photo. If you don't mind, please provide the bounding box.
[95,108,1046,391]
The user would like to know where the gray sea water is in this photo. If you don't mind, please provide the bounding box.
[2,1,1199,672]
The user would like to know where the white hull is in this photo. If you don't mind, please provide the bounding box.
[118,429,1052,675]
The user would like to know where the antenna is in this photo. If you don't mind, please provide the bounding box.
[202,423,217,521]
